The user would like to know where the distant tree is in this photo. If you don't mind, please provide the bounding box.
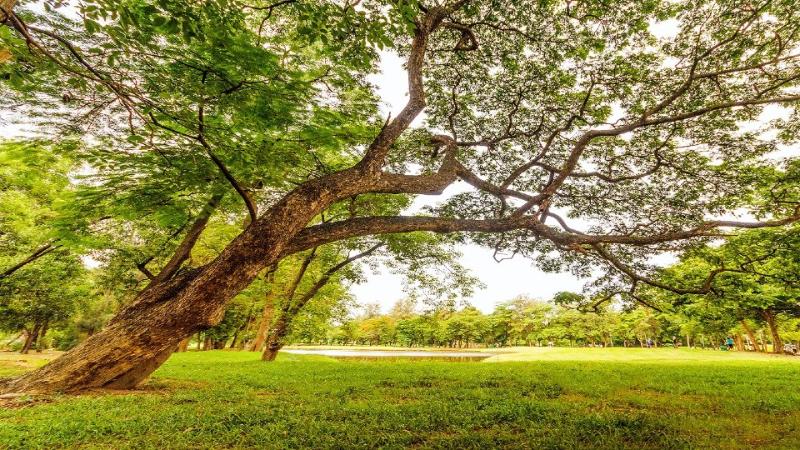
[656,227,800,352]
[0,141,74,280]
[0,255,90,353]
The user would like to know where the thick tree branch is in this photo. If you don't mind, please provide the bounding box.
[356,6,459,174]
[590,243,719,295]
[283,208,800,257]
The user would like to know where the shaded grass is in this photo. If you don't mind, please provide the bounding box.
[1,350,799,449]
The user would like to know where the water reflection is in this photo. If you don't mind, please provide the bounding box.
[283,349,492,362]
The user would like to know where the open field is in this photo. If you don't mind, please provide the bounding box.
[1,348,799,449]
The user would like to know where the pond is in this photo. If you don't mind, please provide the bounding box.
[283,348,493,362]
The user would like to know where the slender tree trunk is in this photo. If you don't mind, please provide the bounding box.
[19,330,32,355]
[761,310,783,354]
[740,320,759,352]
[250,300,275,352]
[249,271,278,352]
[261,316,288,361]
[35,319,49,352]
[20,321,41,355]
[229,333,239,349]
[260,243,382,362]
[734,335,744,351]
[176,338,190,352]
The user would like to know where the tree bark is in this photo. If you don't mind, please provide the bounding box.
[176,338,190,352]
[761,309,783,354]
[250,281,277,352]
[261,318,287,362]
[20,321,41,354]
[740,319,760,352]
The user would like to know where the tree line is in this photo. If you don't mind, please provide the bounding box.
[296,296,800,352]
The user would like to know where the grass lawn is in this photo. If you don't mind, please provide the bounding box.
[1,348,799,449]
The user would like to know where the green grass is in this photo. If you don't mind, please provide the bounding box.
[1,348,799,449]
[482,346,794,362]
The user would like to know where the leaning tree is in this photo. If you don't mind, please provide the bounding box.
[2,0,800,392]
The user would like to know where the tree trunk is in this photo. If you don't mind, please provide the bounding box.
[35,319,49,352]
[176,338,190,352]
[20,321,41,354]
[259,243,383,361]
[261,340,283,362]
[250,300,275,352]
[261,316,289,362]
[229,331,240,349]
[1,168,364,392]
[740,320,759,352]
[20,330,32,355]
[249,272,277,352]
[761,309,783,354]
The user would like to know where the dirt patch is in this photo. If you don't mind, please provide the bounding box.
[0,392,54,409]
